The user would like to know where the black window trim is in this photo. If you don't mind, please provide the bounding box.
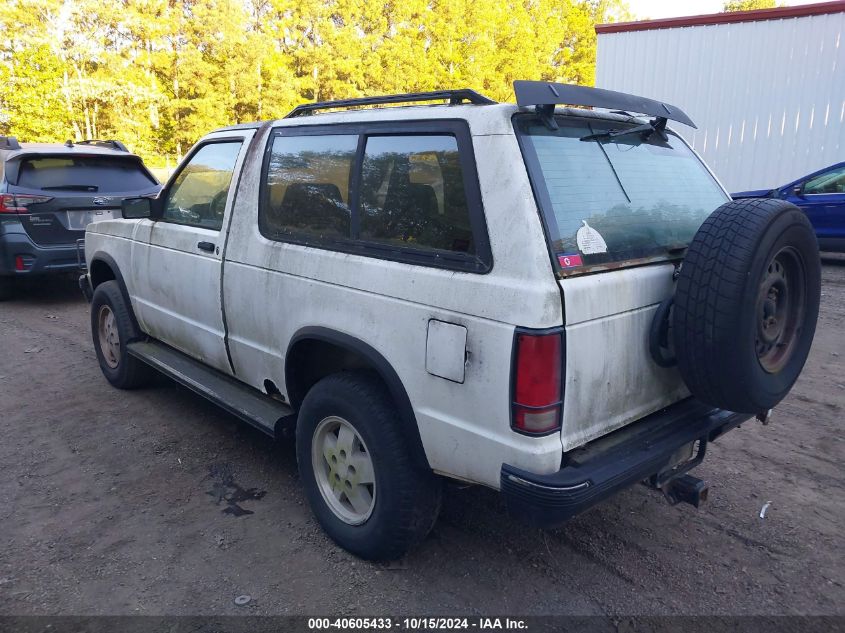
[158,136,246,231]
[512,113,567,278]
[258,119,493,274]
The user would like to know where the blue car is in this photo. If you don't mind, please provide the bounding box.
[733,162,845,252]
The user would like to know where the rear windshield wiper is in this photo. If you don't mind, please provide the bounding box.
[580,117,668,142]
[40,185,99,192]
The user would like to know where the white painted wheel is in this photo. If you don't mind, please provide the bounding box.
[296,372,441,559]
[311,415,376,525]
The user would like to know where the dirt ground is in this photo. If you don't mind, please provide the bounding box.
[1,258,843,617]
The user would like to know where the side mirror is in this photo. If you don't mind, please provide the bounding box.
[792,184,804,198]
[121,197,152,219]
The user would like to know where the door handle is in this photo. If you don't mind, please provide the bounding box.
[197,241,215,252]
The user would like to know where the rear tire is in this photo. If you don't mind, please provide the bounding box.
[673,198,821,413]
[296,371,441,561]
[90,280,153,389]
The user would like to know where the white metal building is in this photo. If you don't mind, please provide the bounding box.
[595,2,845,192]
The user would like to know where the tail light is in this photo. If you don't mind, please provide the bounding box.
[511,328,564,435]
[0,193,53,213]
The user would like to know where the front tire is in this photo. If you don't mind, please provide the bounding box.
[296,371,441,561]
[90,280,152,389]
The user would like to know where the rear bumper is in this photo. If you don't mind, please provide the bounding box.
[500,398,751,527]
[0,230,82,276]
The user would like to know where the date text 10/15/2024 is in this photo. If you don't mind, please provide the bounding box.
[308,617,529,630]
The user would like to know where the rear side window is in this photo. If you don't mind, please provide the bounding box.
[359,135,474,254]
[17,156,157,193]
[258,123,490,272]
[260,134,357,241]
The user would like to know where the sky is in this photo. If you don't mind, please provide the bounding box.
[625,0,823,20]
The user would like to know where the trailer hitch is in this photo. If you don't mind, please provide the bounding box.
[660,474,709,508]
[642,438,710,509]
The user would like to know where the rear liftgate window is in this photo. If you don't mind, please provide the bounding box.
[17,156,157,193]
[516,117,729,273]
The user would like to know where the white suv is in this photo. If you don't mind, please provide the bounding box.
[80,82,821,560]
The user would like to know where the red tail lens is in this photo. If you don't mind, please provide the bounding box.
[0,193,53,213]
[515,333,562,406]
[14,254,34,271]
[0,194,17,213]
[512,330,563,435]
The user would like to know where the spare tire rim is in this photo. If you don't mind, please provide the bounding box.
[312,416,376,525]
[97,304,120,369]
[755,247,805,374]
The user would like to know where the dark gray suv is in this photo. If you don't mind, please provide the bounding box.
[0,136,160,300]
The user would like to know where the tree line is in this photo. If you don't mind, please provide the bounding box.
[1,0,630,168]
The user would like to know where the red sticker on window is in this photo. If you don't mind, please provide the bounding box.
[558,253,583,268]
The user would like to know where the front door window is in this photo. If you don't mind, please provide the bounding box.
[804,166,845,195]
[164,141,243,230]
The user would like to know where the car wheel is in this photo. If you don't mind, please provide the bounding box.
[296,371,442,561]
[0,276,14,301]
[673,198,821,413]
[90,280,153,389]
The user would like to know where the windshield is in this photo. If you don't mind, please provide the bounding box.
[516,116,729,273]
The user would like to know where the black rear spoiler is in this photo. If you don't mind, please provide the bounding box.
[514,81,696,129]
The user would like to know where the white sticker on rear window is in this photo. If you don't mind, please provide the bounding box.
[576,220,608,254]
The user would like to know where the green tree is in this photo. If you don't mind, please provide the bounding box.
[723,0,780,12]
[1,0,630,168]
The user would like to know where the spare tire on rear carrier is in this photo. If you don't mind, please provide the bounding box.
[671,198,821,414]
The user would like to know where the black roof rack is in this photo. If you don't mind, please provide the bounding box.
[66,139,129,152]
[513,80,696,129]
[286,89,496,118]
[0,136,21,151]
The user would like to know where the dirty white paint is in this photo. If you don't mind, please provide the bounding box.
[559,264,689,451]
[85,102,700,489]
[106,129,254,373]
[596,10,845,192]
[221,110,564,487]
